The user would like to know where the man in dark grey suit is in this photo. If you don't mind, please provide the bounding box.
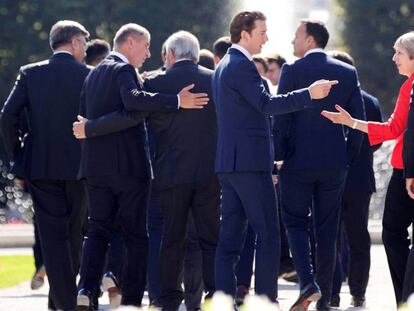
[1,20,90,311]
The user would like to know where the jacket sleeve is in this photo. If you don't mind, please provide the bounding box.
[235,60,313,115]
[403,81,414,177]
[0,68,28,161]
[118,64,179,112]
[367,96,383,153]
[368,78,411,145]
[85,110,143,138]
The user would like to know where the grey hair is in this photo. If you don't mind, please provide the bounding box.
[165,31,200,62]
[49,20,89,50]
[395,31,414,59]
[113,23,151,49]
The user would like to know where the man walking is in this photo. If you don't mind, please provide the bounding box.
[1,20,90,310]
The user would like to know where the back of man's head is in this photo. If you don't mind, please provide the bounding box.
[113,23,150,50]
[198,49,215,70]
[49,20,89,51]
[213,36,232,61]
[301,19,329,49]
[327,50,355,66]
[85,39,111,66]
[165,30,200,63]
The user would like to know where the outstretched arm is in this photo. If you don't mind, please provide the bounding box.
[321,104,368,133]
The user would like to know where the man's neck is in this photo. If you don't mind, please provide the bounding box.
[111,50,129,63]
[304,47,325,58]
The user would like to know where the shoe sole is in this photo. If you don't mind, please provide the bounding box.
[77,294,90,310]
[102,276,122,308]
[289,292,322,311]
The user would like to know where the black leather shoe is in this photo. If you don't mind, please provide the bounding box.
[352,296,366,307]
[316,299,331,311]
[289,283,322,311]
[102,271,122,308]
[77,288,92,311]
[330,294,340,307]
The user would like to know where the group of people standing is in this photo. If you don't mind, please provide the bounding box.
[1,9,414,311]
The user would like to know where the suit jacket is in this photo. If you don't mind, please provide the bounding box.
[144,60,217,190]
[275,52,365,170]
[78,55,178,179]
[403,81,414,177]
[1,53,90,179]
[213,48,314,174]
[344,90,383,193]
[82,60,217,191]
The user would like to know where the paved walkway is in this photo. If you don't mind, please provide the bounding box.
[0,245,397,310]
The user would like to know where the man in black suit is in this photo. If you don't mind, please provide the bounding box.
[402,81,414,302]
[1,20,90,310]
[74,24,209,310]
[74,30,219,311]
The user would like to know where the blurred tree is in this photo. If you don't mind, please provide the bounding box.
[335,0,414,116]
[0,0,241,104]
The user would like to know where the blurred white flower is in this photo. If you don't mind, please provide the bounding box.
[242,295,280,311]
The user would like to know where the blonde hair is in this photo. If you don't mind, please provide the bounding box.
[395,31,414,59]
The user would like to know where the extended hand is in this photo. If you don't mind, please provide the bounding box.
[178,84,209,109]
[73,115,88,139]
[308,79,338,100]
[321,104,353,127]
[406,178,414,200]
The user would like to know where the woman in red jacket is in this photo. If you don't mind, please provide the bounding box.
[321,31,414,305]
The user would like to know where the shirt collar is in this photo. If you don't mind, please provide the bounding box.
[304,48,326,57]
[231,44,253,61]
[53,50,73,56]
[110,51,129,63]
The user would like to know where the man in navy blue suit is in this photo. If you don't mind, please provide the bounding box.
[275,20,365,311]
[212,11,337,306]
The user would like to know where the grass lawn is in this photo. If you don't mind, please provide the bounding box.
[0,255,34,288]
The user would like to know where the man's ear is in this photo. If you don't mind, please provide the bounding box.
[306,35,315,48]
[240,30,250,42]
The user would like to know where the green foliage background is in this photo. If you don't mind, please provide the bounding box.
[335,0,414,116]
[0,0,240,103]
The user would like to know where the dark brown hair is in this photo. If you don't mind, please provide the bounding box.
[301,19,329,49]
[230,11,266,44]
[213,36,232,59]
